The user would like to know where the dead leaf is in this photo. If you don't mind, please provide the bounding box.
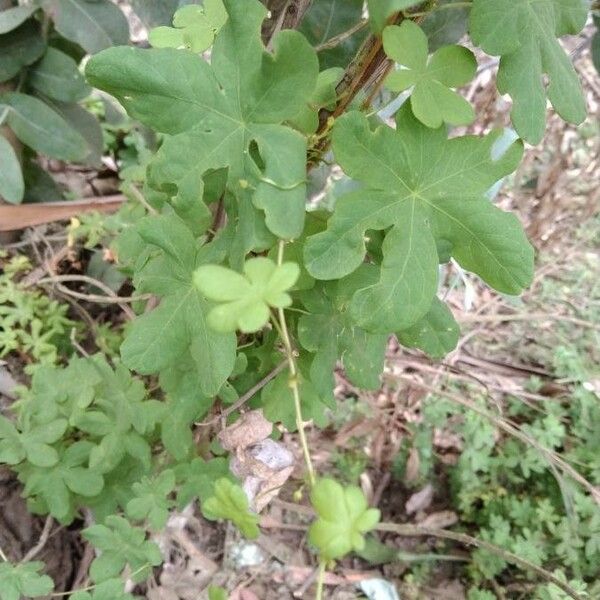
[418,510,458,529]
[405,484,433,515]
[218,410,272,451]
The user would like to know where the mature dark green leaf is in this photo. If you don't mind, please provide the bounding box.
[470,0,587,143]
[367,0,421,32]
[49,0,130,55]
[0,20,46,83]
[176,457,231,508]
[22,159,64,203]
[0,93,88,161]
[305,106,533,333]
[120,215,237,397]
[300,0,366,69]
[87,0,318,254]
[0,5,38,34]
[397,298,459,357]
[299,267,388,396]
[28,47,90,102]
[421,0,469,51]
[131,0,187,28]
[0,135,24,204]
[126,470,175,530]
[44,99,104,167]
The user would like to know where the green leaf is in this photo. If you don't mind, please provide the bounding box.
[298,267,388,396]
[194,257,299,333]
[203,478,260,539]
[304,107,533,334]
[0,93,88,161]
[367,0,422,32]
[300,0,367,69]
[86,0,318,250]
[22,441,104,521]
[28,47,91,102]
[126,469,176,530]
[309,478,380,560]
[208,586,228,600]
[0,5,38,35]
[421,0,469,51]
[0,136,24,204]
[176,457,231,508]
[469,0,587,143]
[149,0,228,53]
[397,297,460,358]
[70,578,136,600]
[119,215,237,397]
[383,21,476,128]
[0,20,46,83]
[290,67,344,134]
[260,369,331,432]
[0,561,54,600]
[49,0,130,55]
[83,515,162,583]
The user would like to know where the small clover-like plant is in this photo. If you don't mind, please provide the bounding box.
[309,478,380,560]
[126,469,176,530]
[203,478,260,539]
[194,257,300,333]
[383,20,476,128]
[70,578,136,600]
[149,0,227,53]
[82,515,162,583]
[0,561,54,600]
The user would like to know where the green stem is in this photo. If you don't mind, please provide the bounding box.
[275,240,316,487]
[315,560,326,600]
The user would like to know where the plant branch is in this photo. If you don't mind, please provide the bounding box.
[315,19,369,52]
[275,240,316,487]
[376,522,584,599]
[20,515,54,564]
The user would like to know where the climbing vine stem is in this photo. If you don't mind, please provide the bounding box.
[275,239,316,487]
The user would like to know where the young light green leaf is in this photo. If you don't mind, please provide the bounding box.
[194,257,299,333]
[0,20,46,83]
[120,215,236,397]
[0,136,24,204]
[396,297,460,358]
[469,0,587,144]
[0,5,38,35]
[126,469,175,530]
[70,578,136,600]
[309,478,380,560]
[83,515,162,583]
[383,21,476,128]
[28,47,91,103]
[0,93,88,161]
[203,478,260,539]
[149,0,227,53]
[86,0,318,251]
[208,586,228,600]
[49,0,130,54]
[0,561,54,600]
[367,0,421,32]
[304,107,534,334]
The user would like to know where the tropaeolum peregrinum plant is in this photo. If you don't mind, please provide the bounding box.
[0,0,590,597]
